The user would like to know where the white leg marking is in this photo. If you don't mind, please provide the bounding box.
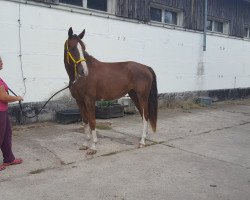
[90,129,97,150]
[81,122,91,149]
[140,109,148,146]
[77,43,88,76]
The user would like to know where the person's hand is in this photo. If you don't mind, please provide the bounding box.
[16,96,23,101]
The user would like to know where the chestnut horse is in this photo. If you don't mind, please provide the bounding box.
[64,28,158,155]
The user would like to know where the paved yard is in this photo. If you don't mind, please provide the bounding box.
[0,100,250,200]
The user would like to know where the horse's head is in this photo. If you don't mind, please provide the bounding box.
[64,27,88,83]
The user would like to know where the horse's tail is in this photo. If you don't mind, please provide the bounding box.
[148,67,158,132]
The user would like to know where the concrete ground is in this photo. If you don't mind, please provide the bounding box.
[0,100,250,200]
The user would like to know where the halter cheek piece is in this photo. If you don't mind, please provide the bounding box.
[66,40,86,79]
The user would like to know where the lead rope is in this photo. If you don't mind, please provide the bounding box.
[8,85,69,119]
[8,41,85,119]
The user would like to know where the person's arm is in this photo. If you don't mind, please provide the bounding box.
[0,85,23,103]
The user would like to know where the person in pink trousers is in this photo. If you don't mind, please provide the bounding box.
[0,56,23,171]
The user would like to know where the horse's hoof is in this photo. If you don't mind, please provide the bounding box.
[79,145,89,150]
[87,149,97,155]
[139,143,146,148]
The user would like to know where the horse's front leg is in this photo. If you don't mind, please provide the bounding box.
[77,101,91,150]
[87,128,97,155]
[85,100,98,155]
[79,121,91,150]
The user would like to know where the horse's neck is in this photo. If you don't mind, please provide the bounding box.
[84,51,98,64]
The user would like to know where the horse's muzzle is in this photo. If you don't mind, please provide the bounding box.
[78,68,85,77]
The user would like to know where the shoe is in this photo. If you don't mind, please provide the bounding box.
[0,164,6,171]
[3,158,23,166]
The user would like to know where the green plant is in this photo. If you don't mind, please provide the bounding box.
[96,100,116,107]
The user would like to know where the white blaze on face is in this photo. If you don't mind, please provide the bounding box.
[77,43,88,76]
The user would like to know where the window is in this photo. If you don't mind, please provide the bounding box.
[164,11,177,25]
[150,6,183,26]
[214,21,223,33]
[206,20,213,31]
[206,19,229,34]
[244,27,250,38]
[59,0,115,13]
[59,0,82,7]
[150,7,162,22]
[29,0,59,4]
[87,0,107,12]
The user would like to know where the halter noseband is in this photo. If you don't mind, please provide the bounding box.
[66,40,86,79]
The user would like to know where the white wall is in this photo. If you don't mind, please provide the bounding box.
[0,0,250,102]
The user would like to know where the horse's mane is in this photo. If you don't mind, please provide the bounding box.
[84,51,98,65]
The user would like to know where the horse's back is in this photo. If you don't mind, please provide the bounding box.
[122,61,154,86]
[98,61,153,85]
[92,61,153,99]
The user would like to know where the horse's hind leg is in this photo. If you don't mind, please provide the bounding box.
[129,91,149,147]
[128,90,142,116]
[77,101,91,150]
[139,105,149,148]
[139,94,151,147]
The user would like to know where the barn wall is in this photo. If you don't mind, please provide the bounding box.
[116,0,250,37]
[0,0,250,103]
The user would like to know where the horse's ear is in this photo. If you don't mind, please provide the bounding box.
[68,27,73,38]
[78,29,85,39]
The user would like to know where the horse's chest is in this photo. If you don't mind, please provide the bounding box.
[70,86,83,99]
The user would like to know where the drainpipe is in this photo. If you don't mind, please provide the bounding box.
[203,0,207,51]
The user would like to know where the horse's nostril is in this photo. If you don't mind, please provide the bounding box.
[79,69,84,76]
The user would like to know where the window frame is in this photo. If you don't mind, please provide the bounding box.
[244,27,250,38]
[150,4,183,27]
[28,0,59,4]
[206,18,230,35]
[59,0,116,14]
[164,10,177,25]
[59,0,82,7]
[150,7,162,23]
[86,0,108,12]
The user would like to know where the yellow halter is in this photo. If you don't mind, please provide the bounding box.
[66,40,86,79]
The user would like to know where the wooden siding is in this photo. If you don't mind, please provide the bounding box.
[207,0,250,37]
[116,0,150,22]
[116,0,250,38]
